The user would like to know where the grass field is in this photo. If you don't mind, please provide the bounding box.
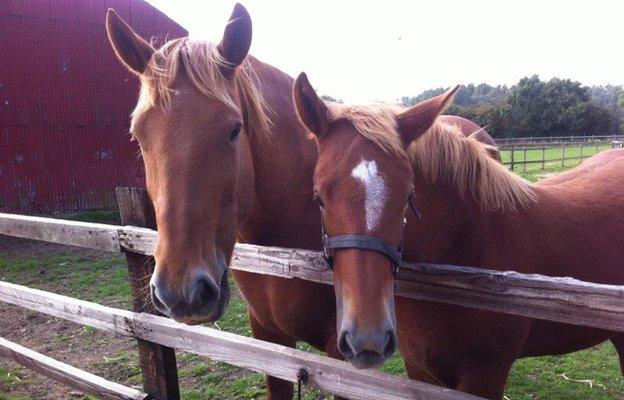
[501,144,612,182]
[1,150,623,399]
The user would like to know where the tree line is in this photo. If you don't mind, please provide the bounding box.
[400,76,623,138]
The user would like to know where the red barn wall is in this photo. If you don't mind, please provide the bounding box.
[0,0,187,214]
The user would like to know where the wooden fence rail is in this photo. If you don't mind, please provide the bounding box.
[2,212,624,332]
[500,140,621,172]
[0,281,481,400]
[496,134,624,146]
[0,337,150,400]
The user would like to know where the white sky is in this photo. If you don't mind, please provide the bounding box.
[146,0,624,104]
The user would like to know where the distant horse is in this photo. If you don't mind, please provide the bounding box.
[538,148,624,186]
[293,72,624,399]
[106,6,340,399]
[438,115,501,162]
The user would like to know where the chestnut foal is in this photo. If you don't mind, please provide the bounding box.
[293,72,624,399]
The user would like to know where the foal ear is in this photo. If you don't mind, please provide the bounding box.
[397,85,460,146]
[218,3,252,73]
[293,73,332,138]
[106,9,155,75]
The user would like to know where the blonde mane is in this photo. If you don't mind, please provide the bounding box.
[330,103,536,211]
[328,103,405,156]
[131,38,271,138]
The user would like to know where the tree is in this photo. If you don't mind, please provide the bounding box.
[401,76,623,137]
[321,95,343,104]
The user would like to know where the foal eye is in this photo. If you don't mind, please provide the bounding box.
[313,192,324,208]
[230,125,242,142]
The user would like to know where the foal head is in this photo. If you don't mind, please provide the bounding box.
[293,73,457,368]
[106,5,269,324]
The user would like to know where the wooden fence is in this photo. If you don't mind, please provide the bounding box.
[496,134,624,146]
[1,187,624,399]
[501,138,622,173]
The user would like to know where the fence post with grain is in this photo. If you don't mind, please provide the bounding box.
[116,187,180,400]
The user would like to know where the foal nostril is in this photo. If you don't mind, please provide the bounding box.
[186,273,220,308]
[338,331,355,359]
[383,330,397,358]
[338,328,397,361]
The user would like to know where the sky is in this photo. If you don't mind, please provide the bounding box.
[146,0,624,104]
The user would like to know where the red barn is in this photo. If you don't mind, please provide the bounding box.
[0,0,187,214]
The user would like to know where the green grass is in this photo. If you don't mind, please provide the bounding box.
[57,210,120,224]
[508,344,624,399]
[1,148,622,399]
[501,145,611,182]
[0,252,130,305]
[3,248,622,399]
[0,365,29,394]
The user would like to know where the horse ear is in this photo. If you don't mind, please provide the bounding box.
[396,85,460,146]
[106,9,155,75]
[293,73,332,138]
[218,3,252,74]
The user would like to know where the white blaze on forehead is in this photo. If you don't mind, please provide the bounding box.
[351,159,387,232]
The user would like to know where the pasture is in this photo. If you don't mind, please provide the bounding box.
[1,159,623,400]
[501,144,612,182]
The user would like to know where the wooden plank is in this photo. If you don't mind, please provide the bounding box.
[0,337,150,400]
[503,156,585,166]
[116,187,180,400]
[230,244,624,331]
[2,212,624,331]
[0,213,120,252]
[0,281,482,400]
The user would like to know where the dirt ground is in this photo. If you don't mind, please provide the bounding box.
[0,236,141,399]
[0,235,269,400]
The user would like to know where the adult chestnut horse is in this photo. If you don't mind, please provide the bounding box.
[293,73,624,399]
[106,6,339,399]
[438,115,501,162]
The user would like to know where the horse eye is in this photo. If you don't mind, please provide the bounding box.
[230,125,242,142]
[313,193,324,208]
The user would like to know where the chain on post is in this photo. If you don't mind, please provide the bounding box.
[297,368,309,400]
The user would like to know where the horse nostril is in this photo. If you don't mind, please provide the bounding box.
[383,330,397,358]
[187,273,220,307]
[150,283,170,315]
[338,330,355,359]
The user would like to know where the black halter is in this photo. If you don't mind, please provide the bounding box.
[320,195,421,276]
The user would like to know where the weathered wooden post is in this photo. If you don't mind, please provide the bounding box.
[116,187,180,400]
[510,143,515,171]
[579,142,584,164]
[522,146,527,173]
[541,146,546,169]
[561,143,566,167]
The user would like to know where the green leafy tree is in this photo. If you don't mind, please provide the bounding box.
[321,95,343,104]
[401,77,623,137]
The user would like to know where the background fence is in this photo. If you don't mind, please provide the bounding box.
[496,135,624,147]
[498,135,623,173]
[1,187,624,399]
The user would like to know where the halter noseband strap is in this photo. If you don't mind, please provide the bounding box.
[321,195,420,275]
[322,224,405,270]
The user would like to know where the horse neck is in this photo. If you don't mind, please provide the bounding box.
[405,173,579,275]
[405,174,485,264]
[406,165,540,265]
[238,58,320,247]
